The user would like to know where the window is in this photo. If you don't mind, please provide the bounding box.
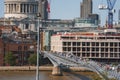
[101,42,104,46]
[24,46,27,50]
[63,47,67,51]
[82,48,85,51]
[92,48,95,51]
[86,42,90,46]
[114,43,117,46]
[18,46,22,50]
[96,48,99,51]
[73,47,76,51]
[68,47,71,51]
[87,48,90,51]
[101,53,104,57]
[105,42,108,46]
[110,48,113,52]
[77,42,81,46]
[68,42,71,46]
[82,42,86,46]
[115,48,117,52]
[105,48,108,52]
[105,53,108,57]
[25,24,29,29]
[63,42,67,46]
[96,42,99,46]
[92,42,95,46]
[77,47,80,51]
[110,43,113,46]
[72,42,76,46]
[96,53,99,57]
[101,48,104,52]
[92,53,95,57]
[110,53,113,57]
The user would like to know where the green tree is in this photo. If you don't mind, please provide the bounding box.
[28,54,37,65]
[5,52,16,66]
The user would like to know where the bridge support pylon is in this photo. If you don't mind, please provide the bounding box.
[52,66,62,76]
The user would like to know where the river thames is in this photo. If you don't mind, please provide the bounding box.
[0,71,92,80]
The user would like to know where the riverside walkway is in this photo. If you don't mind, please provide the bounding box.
[43,51,120,80]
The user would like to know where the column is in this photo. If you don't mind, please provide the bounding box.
[17,4,21,13]
[10,4,12,13]
[27,4,29,13]
[9,4,11,13]
[13,4,14,13]
[5,4,6,13]
[22,4,24,13]
[26,4,28,13]
[29,4,31,13]
[11,4,13,13]
[5,4,7,13]
[14,4,16,13]
[8,4,10,13]
[33,4,35,13]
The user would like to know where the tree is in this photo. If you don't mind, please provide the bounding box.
[28,53,37,65]
[5,52,16,66]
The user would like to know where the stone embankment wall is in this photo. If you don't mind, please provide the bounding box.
[0,66,90,72]
[0,66,53,71]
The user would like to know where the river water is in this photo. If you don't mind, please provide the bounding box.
[0,71,91,80]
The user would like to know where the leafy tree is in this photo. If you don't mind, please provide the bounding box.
[28,53,37,65]
[5,52,16,66]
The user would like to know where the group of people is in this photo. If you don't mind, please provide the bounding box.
[54,52,120,79]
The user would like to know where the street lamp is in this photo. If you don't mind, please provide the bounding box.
[36,13,41,80]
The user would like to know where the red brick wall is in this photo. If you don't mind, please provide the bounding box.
[0,38,4,66]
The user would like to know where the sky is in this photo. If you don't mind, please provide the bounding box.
[0,0,120,26]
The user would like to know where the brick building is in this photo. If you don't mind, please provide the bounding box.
[0,37,36,66]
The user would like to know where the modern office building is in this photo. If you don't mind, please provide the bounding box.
[51,29,120,62]
[80,0,93,19]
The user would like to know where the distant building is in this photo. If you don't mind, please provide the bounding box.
[40,30,54,51]
[118,10,120,24]
[88,14,99,25]
[80,0,93,18]
[74,18,98,27]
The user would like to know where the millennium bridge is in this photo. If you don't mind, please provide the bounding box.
[42,51,120,80]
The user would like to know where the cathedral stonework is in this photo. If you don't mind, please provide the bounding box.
[4,0,38,18]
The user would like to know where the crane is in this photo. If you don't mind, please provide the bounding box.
[99,0,117,28]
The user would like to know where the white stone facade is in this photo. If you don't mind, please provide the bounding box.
[4,0,38,18]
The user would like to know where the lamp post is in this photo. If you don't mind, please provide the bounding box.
[36,13,41,80]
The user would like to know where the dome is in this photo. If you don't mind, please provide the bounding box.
[4,0,38,18]
[5,0,36,2]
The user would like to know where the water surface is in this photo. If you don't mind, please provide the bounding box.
[0,71,91,80]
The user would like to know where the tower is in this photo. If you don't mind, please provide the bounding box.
[80,0,93,19]
[41,0,49,19]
